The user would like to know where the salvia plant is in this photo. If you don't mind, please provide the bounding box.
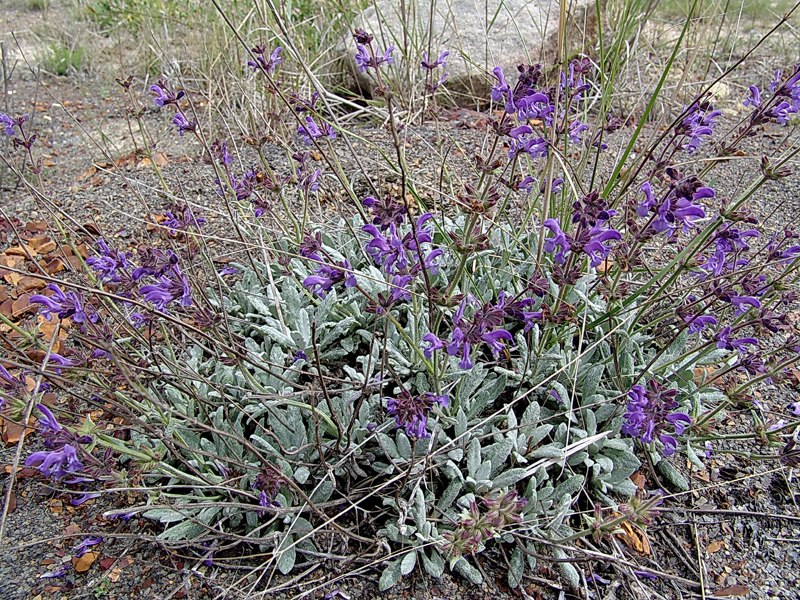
[1,6,800,594]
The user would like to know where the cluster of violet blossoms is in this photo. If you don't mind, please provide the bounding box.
[541,191,621,269]
[150,78,196,136]
[298,232,357,298]
[25,404,90,481]
[386,390,449,438]
[622,379,691,456]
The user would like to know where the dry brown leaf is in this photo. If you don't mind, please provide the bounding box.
[36,241,57,255]
[715,584,749,596]
[5,491,16,513]
[630,472,646,490]
[25,221,47,233]
[64,524,81,536]
[18,277,46,291]
[49,499,63,514]
[0,299,13,319]
[616,520,651,555]
[73,551,98,572]
[108,566,123,582]
[12,294,34,318]
[44,258,65,275]
[4,245,32,257]
[706,540,725,554]
[27,235,50,251]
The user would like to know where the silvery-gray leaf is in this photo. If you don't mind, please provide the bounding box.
[400,550,417,576]
[509,546,525,589]
[396,431,413,459]
[491,468,528,488]
[467,438,481,478]
[422,549,444,578]
[309,478,335,503]
[378,559,402,591]
[276,534,296,574]
[658,459,690,491]
[294,466,310,484]
[454,557,483,584]
[437,479,462,512]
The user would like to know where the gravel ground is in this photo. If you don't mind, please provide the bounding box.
[2,2,800,600]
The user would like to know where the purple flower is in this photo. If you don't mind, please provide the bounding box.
[29,284,94,324]
[715,327,758,351]
[38,566,68,579]
[25,444,83,480]
[386,390,449,438]
[439,296,514,370]
[542,219,571,264]
[75,537,103,558]
[0,113,15,136]
[149,81,185,107]
[36,404,62,433]
[622,380,691,456]
[355,44,394,73]
[568,120,589,144]
[297,116,336,145]
[422,333,445,359]
[247,45,282,72]
[139,265,193,311]
[421,51,449,70]
[683,313,717,334]
[302,259,357,298]
[172,112,196,136]
[86,239,130,283]
[362,213,436,275]
[790,402,800,417]
[637,182,658,217]
[490,66,511,108]
[729,294,761,315]
[677,101,721,153]
[744,85,762,108]
[71,492,101,506]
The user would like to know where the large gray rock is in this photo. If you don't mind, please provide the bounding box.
[344,0,598,104]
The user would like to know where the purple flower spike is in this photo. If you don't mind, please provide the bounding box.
[247,45,283,72]
[542,219,571,264]
[421,50,449,70]
[139,265,193,312]
[36,404,62,433]
[386,390,449,438]
[715,327,758,351]
[0,113,15,136]
[622,379,691,456]
[29,284,93,324]
[172,112,196,136]
[25,444,84,480]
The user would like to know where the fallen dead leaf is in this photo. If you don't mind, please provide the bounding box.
[108,566,123,582]
[616,519,651,555]
[18,276,46,291]
[12,293,34,318]
[706,540,725,554]
[715,584,749,596]
[25,221,48,233]
[5,491,16,513]
[73,551,98,572]
[630,472,646,490]
[64,524,81,536]
[49,499,63,514]
[98,557,115,571]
